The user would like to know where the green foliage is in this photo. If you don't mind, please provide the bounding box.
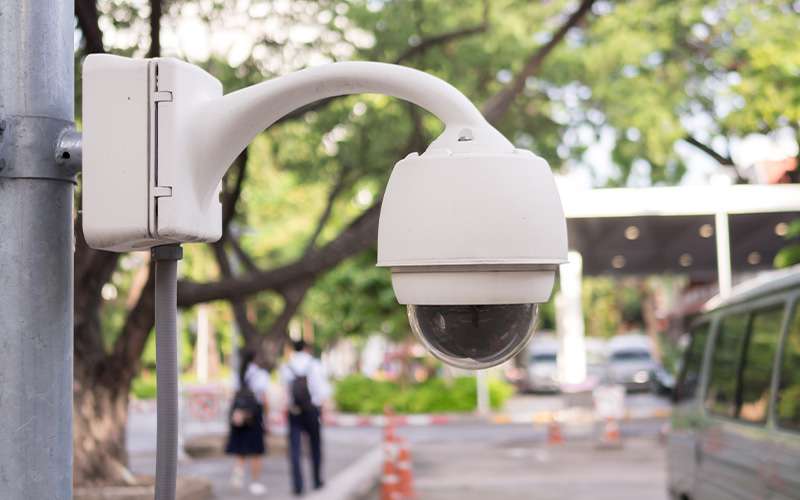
[334,374,513,414]
[131,372,157,400]
[79,0,800,369]
[775,219,800,268]
[302,250,408,344]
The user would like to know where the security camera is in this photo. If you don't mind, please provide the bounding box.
[82,55,567,369]
[377,145,567,369]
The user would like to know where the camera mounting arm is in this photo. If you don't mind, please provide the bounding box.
[191,61,514,202]
[192,62,513,205]
[82,55,513,251]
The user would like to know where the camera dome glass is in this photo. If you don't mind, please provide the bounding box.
[407,304,538,369]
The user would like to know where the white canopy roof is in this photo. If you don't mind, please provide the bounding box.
[556,183,800,276]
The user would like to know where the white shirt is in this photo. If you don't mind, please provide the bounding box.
[242,363,271,404]
[279,351,331,408]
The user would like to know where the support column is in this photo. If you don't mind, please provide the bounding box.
[555,251,587,387]
[0,1,75,498]
[715,211,732,299]
[476,369,490,415]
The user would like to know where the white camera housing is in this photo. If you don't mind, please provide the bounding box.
[83,56,223,251]
[82,55,568,368]
[377,147,567,368]
[377,149,565,305]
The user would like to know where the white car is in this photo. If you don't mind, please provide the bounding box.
[525,334,560,392]
[606,334,657,391]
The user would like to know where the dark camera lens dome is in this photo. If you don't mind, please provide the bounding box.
[407,304,538,369]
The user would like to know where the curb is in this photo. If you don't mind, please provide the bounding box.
[263,407,672,429]
[305,445,383,500]
[490,407,672,425]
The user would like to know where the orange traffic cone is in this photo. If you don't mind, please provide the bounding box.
[381,435,401,500]
[396,438,415,499]
[547,419,564,445]
[597,417,622,449]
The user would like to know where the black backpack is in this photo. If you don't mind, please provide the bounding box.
[289,366,315,414]
[230,385,260,428]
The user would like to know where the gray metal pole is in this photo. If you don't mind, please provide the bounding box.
[0,1,75,498]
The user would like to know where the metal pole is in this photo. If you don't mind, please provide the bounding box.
[0,1,75,498]
[715,211,732,299]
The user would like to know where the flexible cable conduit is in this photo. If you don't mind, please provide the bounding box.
[152,244,182,500]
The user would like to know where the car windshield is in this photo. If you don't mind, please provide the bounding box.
[531,353,557,363]
[610,349,651,362]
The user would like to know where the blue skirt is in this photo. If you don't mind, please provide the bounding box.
[225,403,266,456]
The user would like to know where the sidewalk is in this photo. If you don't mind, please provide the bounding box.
[128,411,381,499]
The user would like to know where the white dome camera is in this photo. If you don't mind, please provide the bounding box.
[377,142,567,369]
[81,55,567,369]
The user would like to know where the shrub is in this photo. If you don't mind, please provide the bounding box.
[333,374,513,414]
[131,372,157,400]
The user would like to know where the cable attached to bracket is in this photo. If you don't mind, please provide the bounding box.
[151,244,183,500]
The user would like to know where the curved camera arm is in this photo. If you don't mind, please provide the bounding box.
[189,61,514,201]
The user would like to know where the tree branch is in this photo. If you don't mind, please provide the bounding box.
[302,166,349,256]
[178,199,381,306]
[221,148,249,233]
[270,20,489,127]
[75,0,105,54]
[257,279,314,369]
[211,241,260,347]
[146,0,163,58]
[683,135,734,165]
[226,231,259,273]
[392,23,488,64]
[482,0,596,124]
[110,264,156,383]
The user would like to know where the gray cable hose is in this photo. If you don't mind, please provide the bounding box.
[152,245,183,500]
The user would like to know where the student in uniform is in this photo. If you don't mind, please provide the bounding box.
[225,350,271,496]
[280,340,331,496]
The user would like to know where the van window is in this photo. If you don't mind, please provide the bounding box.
[738,306,783,424]
[674,323,709,402]
[706,313,749,417]
[777,304,800,431]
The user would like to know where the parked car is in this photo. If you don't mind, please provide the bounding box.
[606,334,657,391]
[667,267,800,500]
[524,334,560,392]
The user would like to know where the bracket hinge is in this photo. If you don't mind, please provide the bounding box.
[153,186,173,197]
[153,90,173,103]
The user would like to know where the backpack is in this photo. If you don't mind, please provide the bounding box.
[289,365,315,415]
[230,384,260,428]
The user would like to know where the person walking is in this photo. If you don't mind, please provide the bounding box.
[280,339,331,496]
[225,350,271,496]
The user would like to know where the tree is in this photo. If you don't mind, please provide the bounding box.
[72,0,597,485]
[71,0,800,484]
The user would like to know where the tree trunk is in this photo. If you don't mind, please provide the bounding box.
[73,367,135,486]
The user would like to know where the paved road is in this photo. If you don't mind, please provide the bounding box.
[386,403,670,500]
[127,392,670,499]
[409,436,668,500]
